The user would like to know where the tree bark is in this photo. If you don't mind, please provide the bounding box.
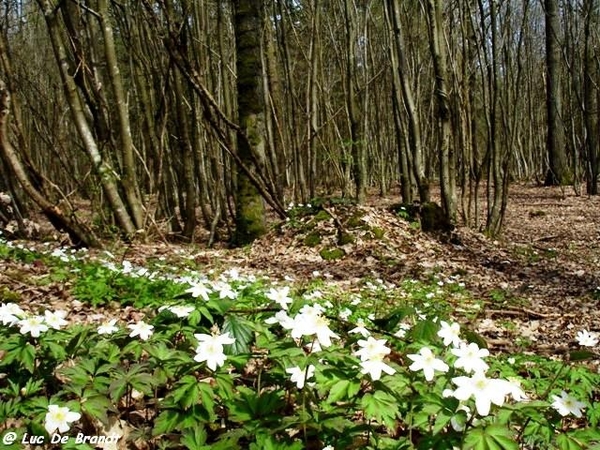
[386,0,429,203]
[232,0,267,245]
[36,0,137,236]
[97,0,145,230]
[544,0,570,185]
[344,0,367,203]
[426,0,456,222]
[583,0,599,194]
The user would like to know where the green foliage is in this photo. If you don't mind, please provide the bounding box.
[0,239,599,449]
[463,425,519,450]
[72,263,186,308]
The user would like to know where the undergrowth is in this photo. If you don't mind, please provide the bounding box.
[0,237,599,450]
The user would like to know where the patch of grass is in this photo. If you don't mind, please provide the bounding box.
[499,320,517,332]
[346,212,364,228]
[71,263,187,308]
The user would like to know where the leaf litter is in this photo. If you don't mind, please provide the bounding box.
[1,184,599,360]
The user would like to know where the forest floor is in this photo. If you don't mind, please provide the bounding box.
[238,183,600,358]
[2,183,600,359]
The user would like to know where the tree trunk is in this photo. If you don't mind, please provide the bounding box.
[385,0,429,203]
[98,0,145,230]
[232,0,267,245]
[0,80,99,247]
[426,0,456,222]
[583,0,599,194]
[344,0,367,203]
[544,0,570,185]
[36,0,137,236]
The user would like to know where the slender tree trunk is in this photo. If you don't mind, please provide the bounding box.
[385,0,428,203]
[36,0,137,236]
[544,0,570,185]
[0,80,99,247]
[98,0,145,230]
[344,0,367,203]
[426,0,456,222]
[485,0,505,236]
[583,0,599,194]
[307,0,321,199]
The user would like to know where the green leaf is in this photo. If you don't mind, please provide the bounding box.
[144,342,174,361]
[371,307,413,332]
[250,431,304,450]
[215,373,235,400]
[66,328,90,356]
[81,395,113,425]
[197,382,216,419]
[20,342,36,373]
[222,315,253,355]
[91,341,121,363]
[326,378,361,404]
[129,372,157,394]
[410,319,438,343]
[568,350,597,362]
[61,440,95,450]
[43,340,67,361]
[153,409,181,435]
[463,330,488,349]
[180,425,210,450]
[556,433,586,450]
[327,379,351,403]
[195,306,214,324]
[108,377,127,403]
[170,375,201,409]
[360,390,399,429]
[211,428,246,450]
[432,409,454,435]
[463,425,518,450]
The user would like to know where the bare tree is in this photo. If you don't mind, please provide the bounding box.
[583,0,600,194]
[343,0,367,202]
[426,0,456,222]
[544,0,570,185]
[385,0,429,204]
[0,79,98,247]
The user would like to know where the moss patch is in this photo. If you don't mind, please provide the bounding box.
[313,210,332,222]
[339,232,355,245]
[319,247,345,260]
[0,287,20,302]
[372,227,385,239]
[303,232,322,247]
[346,212,364,228]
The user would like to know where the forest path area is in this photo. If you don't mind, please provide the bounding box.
[1,184,599,358]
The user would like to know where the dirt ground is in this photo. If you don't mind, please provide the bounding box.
[1,183,599,358]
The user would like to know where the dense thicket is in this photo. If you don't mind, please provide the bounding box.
[0,1,598,245]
